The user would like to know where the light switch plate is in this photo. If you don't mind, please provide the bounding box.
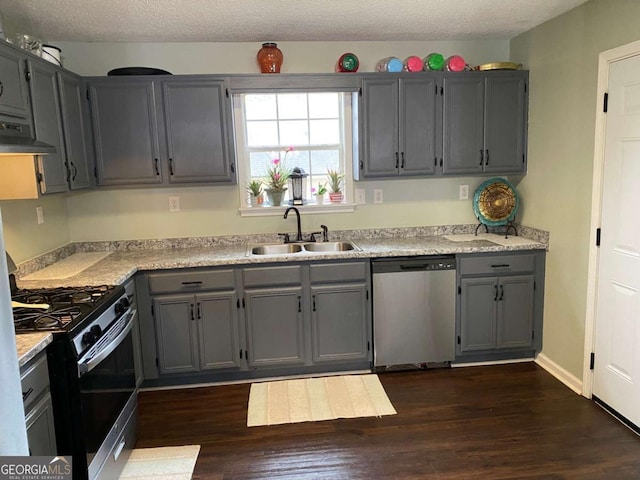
[36,206,44,224]
[459,184,469,200]
[355,188,366,204]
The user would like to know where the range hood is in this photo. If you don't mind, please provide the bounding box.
[0,121,56,155]
[0,121,56,199]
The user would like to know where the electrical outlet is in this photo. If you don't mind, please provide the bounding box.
[355,188,366,204]
[36,206,44,224]
[373,189,384,204]
[169,196,180,212]
[459,184,469,200]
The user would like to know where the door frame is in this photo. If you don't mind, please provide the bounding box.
[583,39,640,398]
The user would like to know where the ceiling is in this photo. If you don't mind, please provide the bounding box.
[0,0,589,43]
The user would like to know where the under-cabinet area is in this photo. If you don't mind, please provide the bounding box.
[136,259,372,387]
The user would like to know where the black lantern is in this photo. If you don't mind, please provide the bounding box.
[288,167,308,205]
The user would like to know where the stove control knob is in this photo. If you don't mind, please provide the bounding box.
[90,325,102,338]
[115,297,129,316]
[82,331,96,346]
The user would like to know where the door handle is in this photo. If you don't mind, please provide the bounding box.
[190,304,195,321]
[169,158,174,175]
[395,152,399,169]
[154,158,160,175]
[485,149,490,166]
[400,152,405,168]
[197,302,201,319]
[312,295,316,312]
[298,296,302,313]
[479,149,484,166]
[499,285,504,301]
[494,285,498,301]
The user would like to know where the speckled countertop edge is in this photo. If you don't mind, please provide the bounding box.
[16,332,53,368]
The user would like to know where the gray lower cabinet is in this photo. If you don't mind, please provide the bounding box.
[88,76,236,187]
[442,71,528,175]
[153,291,242,375]
[21,352,57,456]
[357,74,439,179]
[244,286,306,367]
[309,261,370,363]
[456,251,544,362]
[138,260,372,384]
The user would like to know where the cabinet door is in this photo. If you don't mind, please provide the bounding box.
[311,283,370,363]
[25,392,57,456]
[459,277,497,352]
[90,79,162,185]
[497,275,534,349]
[359,77,399,177]
[57,71,93,190]
[484,73,527,174]
[197,292,242,371]
[153,294,199,374]
[0,45,30,119]
[442,75,484,175]
[27,60,68,194]
[245,287,305,368]
[163,78,235,184]
[399,77,438,176]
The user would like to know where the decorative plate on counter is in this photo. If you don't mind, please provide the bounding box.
[473,178,519,227]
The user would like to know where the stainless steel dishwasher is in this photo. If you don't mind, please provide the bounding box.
[372,256,456,368]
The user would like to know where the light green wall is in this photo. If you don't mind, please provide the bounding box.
[511,0,640,379]
[0,196,70,264]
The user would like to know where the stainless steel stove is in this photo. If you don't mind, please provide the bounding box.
[11,281,138,480]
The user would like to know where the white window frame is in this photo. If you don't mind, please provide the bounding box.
[233,92,355,216]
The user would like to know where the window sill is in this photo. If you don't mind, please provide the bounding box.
[239,202,356,217]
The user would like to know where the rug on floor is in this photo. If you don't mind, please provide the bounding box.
[118,445,200,480]
[247,374,397,427]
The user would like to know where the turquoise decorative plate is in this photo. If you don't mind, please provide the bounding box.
[473,178,519,227]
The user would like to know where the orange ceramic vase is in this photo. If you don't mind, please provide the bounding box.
[257,42,283,73]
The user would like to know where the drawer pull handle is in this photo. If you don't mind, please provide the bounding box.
[22,387,33,401]
[181,281,203,286]
[490,264,510,268]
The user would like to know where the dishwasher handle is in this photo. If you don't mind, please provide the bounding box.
[372,256,456,273]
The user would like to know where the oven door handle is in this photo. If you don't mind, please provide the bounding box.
[77,309,137,377]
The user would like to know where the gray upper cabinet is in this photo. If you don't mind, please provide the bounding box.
[90,78,163,186]
[26,60,68,194]
[88,76,236,187]
[57,71,94,190]
[442,71,528,175]
[0,43,30,120]
[358,75,439,178]
[162,78,235,183]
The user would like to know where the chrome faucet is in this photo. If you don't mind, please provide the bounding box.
[283,207,303,242]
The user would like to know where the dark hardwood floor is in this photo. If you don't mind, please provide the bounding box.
[136,363,640,479]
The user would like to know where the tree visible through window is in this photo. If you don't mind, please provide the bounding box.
[236,92,350,206]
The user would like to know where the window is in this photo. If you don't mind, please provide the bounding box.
[233,91,354,213]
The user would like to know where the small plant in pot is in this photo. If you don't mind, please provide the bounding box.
[312,182,327,204]
[327,168,344,203]
[246,179,263,206]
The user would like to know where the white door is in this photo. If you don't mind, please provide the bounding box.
[593,54,640,429]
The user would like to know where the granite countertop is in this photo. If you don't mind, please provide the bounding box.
[14,230,547,364]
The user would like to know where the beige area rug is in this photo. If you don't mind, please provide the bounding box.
[118,445,200,480]
[247,374,397,427]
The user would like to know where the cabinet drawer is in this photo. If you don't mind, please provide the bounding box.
[243,265,302,287]
[459,253,535,275]
[310,262,367,283]
[20,354,50,411]
[148,269,235,294]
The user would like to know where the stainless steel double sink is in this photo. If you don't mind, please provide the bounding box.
[248,241,360,256]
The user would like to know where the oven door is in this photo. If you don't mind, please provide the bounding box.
[77,309,138,478]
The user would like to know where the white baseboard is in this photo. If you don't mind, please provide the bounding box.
[535,353,583,395]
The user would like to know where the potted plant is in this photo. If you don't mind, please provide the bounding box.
[263,148,293,206]
[312,182,327,204]
[246,179,263,206]
[327,168,344,203]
